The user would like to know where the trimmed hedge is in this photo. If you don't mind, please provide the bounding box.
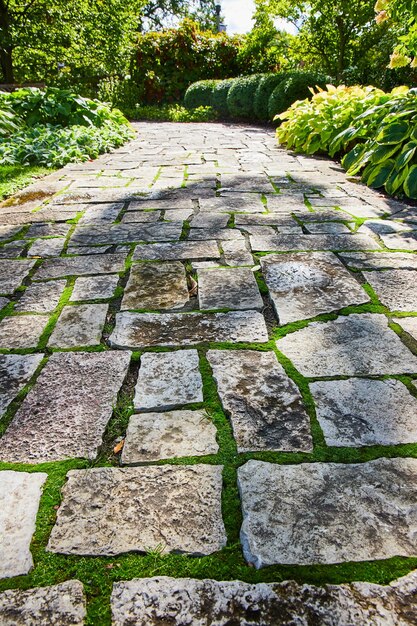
[184,80,217,109]
[268,72,329,120]
[254,72,287,121]
[227,74,267,119]
[212,79,235,117]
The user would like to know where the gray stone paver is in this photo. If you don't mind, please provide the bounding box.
[2,122,417,618]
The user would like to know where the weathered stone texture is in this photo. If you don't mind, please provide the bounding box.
[0,353,43,417]
[122,262,189,310]
[198,268,263,311]
[132,241,220,261]
[71,275,119,300]
[34,254,126,280]
[48,304,108,347]
[366,269,417,311]
[0,315,48,349]
[0,259,35,294]
[15,280,66,313]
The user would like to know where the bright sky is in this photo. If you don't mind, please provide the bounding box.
[220,0,297,35]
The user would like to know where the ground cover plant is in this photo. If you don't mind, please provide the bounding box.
[0,87,133,168]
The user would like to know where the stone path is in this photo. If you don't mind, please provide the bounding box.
[0,122,417,623]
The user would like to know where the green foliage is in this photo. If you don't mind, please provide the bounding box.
[97,78,145,120]
[0,165,54,200]
[211,79,235,117]
[132,104,217,122]
[377,0,417,68]
[227,74,267,119]
[268,72,328,119]
[184,80,217,109]
[254,72,288,120]
[134,20,243,104]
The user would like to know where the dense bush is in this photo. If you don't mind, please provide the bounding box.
[0,87,133,167]
[133,104,217,122]
[276,84,417,199]
[268,72,329,119]
[184,80,217,109]
[227,74,267,119]
[211,79,235,117]
[254,72,287,121]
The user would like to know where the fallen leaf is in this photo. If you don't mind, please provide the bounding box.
[188,276,198,297]
[113,439,124,454]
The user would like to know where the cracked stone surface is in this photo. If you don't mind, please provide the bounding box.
[122,410,218,463]
[110,310,269,347]
[0,471,47,578]
[366,269,417,311]
[310,378,417,446]
[0,353,43,417]
[238,458,417,567]
[48,303,108,347]
[122,262,189,310]
[261,252,369,324]
[208,350,312,452]
[198,268,263,311]
[111,572,417,626]
[0,581,86,625]
[0,259,35,294]
[47,465,226,556]
[134,350,203,410]
[277,313,417,376]
[14,280,66,313]
[34,254,126,280]
[0,314,48,349]
[70,222,182,245]
[0,351,130,463]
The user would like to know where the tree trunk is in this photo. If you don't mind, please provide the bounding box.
[0,0,14,83]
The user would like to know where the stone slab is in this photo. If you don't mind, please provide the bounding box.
[191,213,230,228]
[78,204,122,224]
[0,351,130,464]
[395,316,417,341]
[47,465,226,556]
[15,280,66,313]
[133,241,220,261]
[222,240,254,266]
[34,254,126,280]
[261,252,369,324]
[0,471,47,578]
[208,350,312,452]
[71,275,119,300]
[277,313,417,376]
[110,572,417,626]
[134,350,203,410]
[0,225,22,240]
[366,269,417,311]
[121,211,161,223]
[198,268,263,311]
[250,234,380,252]
[0,581,86,625]
[122,262,189,311]
[110,311,269,348]
[70,223,182,245]
[26,223,71,238]
[188,228,243,241]
[238,458,417,567]
[311,378,417,446]
[0,354,43,417]
[0,241,26,258]
[0,260,35,294]
[122,410,218,463]
[381,232,417,250]
[28,238,65,257]
[304,222,351,234]
[0,315,48,349]
[198,196,264,213]
[339,252,417,270]
[0,296,8,309]
[48,304,108,348]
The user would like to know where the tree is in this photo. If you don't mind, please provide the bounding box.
[374,0,417,68]
[255,0,383,80]
[139,0,218,31]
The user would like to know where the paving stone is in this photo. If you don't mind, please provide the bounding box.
[122,410,218,463]
[260,252,369,324]
[48,304,108,347]
[128,198,194,210]
[395,316,417,341]
[34,253,126,280]
[71,275,119,300]
[133,241,220,261]
[164,208,194,221]
[0,471,47,578]
[198,196,264,213]
[0,224,22,240]
[0,296,8,309]
[78,203,123,224]
[26,223,71,238]
[381,232,417,250]
[366,269,417,311]
[0,315,48,349]
[198,268,263,311]
[47,465,226,556]
[277,313,417,376]
[188,228,243,241]
[208,350,312,452]
[191,213,230,228]
[339,251,417,270]
[238,458,417,567]
[266,195,306,212]
[358,219,413,235]
[0,210,77,225]
[122,262,189,310]
[0,259,35,294]
[235,214,302,233]
[0,351,130,464]
[0,581,86,626]
[0,354,43,417]
[222,240,254,265]
[70,223,182,245]
[110,311,269,348]
[134,350,203,410]
[311,378,417,446]
[0,241,26,258]
[28,238,66,257]
[121,211,161,223]
[110,572,417,626]
[304,222,352,234]
[250,233,380,252]
[15,280,66,313]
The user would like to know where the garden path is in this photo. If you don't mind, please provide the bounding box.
[0,122,417,624]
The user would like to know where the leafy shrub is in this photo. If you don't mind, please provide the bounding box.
[254,72,288,121]
[97,77,144,119]
[184,80,217,109]
[211,79,235,118]
[227,74,267,119]
[269,72,329,120]
[133,104,217,122]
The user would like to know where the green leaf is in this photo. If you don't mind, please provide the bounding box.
[375,121,410,144]
[369,143,401,164]
[404,165,417,199]
[365,160,395,188]
[385,165,409,195]
[396,141,417,169]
